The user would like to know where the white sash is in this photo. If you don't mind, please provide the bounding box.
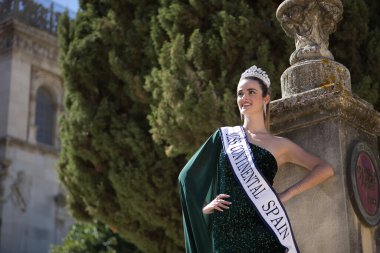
[220,126,299,253]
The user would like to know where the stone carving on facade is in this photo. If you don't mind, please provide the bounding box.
[10,171,28,212]
[0,170,30,212]
[0,24,58,60]
[14,33,58,60]
[276,0,343,65]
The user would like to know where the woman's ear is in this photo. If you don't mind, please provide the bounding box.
[264,93,270,104]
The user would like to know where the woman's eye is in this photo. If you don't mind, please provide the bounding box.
[249,90,256,95]
[237,92,243,97]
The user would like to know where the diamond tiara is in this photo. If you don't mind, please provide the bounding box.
[240,65,271,88]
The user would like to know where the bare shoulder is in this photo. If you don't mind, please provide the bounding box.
[248,133,305,167]
[266,135,306,167]
[271,135,329,170]
[272,135,298,149]
[266,134,294,151]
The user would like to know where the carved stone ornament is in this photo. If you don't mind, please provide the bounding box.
[276,0,343,65]
[14,33,59,60]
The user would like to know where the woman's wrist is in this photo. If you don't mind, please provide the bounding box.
[202,206,213,214]
[290,184,301,197]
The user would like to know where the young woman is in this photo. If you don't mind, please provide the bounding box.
[178,65,334,253]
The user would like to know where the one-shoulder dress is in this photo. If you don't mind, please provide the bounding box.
[178,130,287,253]
[211,142,286,253]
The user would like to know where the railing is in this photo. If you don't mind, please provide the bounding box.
[0,0,76,34]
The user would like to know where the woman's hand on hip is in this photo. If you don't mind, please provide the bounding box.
[202,194,231,214]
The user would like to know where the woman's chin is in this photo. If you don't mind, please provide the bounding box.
[241,107,250,113]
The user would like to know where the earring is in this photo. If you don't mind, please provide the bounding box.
[240,113,244,121]
[263,103,267,117]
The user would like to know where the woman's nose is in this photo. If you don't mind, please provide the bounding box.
[242,93,249,101]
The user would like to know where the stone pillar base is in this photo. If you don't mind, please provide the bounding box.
[270,84,380,252]
[281,60,351,98]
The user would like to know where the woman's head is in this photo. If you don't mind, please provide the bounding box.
[236,65,271,129]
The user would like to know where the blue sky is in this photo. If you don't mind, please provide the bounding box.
[53,0,79,12]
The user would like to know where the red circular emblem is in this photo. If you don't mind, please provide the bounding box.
[348,141,380,227]
[355,151,379,216]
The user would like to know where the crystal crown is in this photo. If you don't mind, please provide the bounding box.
[240,65,271,88]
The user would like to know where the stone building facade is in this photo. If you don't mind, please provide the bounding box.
[0,1,74,252]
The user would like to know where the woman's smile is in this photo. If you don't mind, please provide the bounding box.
[242,102,252,109]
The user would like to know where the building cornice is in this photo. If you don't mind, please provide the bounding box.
[0,135,59,158]
[0,18,58,61]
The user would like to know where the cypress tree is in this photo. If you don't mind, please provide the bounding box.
[58,1,183,252]
[146,0,293,157]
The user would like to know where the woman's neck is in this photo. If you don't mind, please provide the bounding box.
[243,116,268,134]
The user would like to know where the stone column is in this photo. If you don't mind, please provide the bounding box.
[271,0,380,252]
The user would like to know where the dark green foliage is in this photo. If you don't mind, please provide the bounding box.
[50,221,142,253]
[331,0,380,110]
[58,1,183,252]
[57,0,380,252]
[146,0,292,156]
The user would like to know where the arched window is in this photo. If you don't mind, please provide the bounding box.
[35,87,55,146]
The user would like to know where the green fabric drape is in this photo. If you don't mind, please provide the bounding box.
[178,130,222,253]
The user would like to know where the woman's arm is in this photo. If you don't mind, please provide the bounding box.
[277,138,335,203]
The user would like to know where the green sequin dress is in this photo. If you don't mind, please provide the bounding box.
[211,142,286,253]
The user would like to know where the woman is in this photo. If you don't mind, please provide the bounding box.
[178,65,334,253]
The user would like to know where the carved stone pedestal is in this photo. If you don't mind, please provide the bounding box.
[273,1,380,251]
[271,83,380,252]
[280,59,351,97]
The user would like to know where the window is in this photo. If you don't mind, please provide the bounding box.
[35,87,55,146]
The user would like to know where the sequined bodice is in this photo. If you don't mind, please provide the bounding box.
[211,143,285,253]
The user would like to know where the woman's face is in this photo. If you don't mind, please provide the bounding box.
[236,78,269,116]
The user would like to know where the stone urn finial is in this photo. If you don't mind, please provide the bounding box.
[276,0,351,98]
[276,0,343,65]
